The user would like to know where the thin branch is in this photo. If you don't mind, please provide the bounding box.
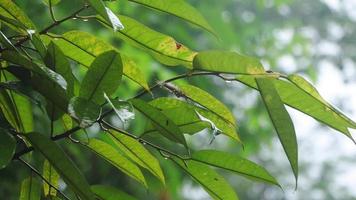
[18,157,70,200]
[48,0,58,22]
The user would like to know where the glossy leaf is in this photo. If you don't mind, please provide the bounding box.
[256,77,298,182]
[192,150,279,186]
[128,0,215,35]
[150,97,240,142]
[42,159,60,197]
[86,138,147,187]
[108,130,165,184]
[91,185,137,200]
[177,84,236,126]
[68,97,101,128]
[19,177,41,200]
[99,15,197,67]
[0,129,16,169]
[41,32,149,90]
[80,50,123,104]
[193,50,265,74]
[104,97,135,126]
[25,132,96,200]
[130,98,187,147]
[236,75,356,140]
[85,0,124,31]
[172,158,239,200]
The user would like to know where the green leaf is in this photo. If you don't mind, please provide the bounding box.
[193,50,265,74]
[68,97,101,128]
[42,0,61,6]
[41,32,149,90]
[256,77,298,182]
[86,138,147,187]
[99,15,197,67]
[0,0,36,32]
[25,132,96,200]
[149,97,240,142]
[104,97,135,125]
[130,98,187,147]
[192,150,279,186]
[80,50,123,104]
[0,89,21,131]
[31,34,47,59]
[108,130,165,185]
[9,91,33,132]
[128,0,216,35]
[42,159,60,197]
[85,0,124,31]
[19,176,41,200]
[172,158,239,200]
[236,75,356,140]
[91,185,137,200]
[177,84,236,126]
[0,129,16,169]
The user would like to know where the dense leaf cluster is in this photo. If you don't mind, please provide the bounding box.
[0,0,354,199]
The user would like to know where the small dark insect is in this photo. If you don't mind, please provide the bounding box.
[166,120,169,126]
[214,178,219,181]
[176,42,182,50]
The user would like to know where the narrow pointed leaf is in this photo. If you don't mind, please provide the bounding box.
[25,132,96,200]
[128,0,215,35]
[80,50,123,104]
[0,129,16,169]
[41,32,149,90]
[172,158,239,200]
[91,185,137,200]
[150,97,240,142]
[256,77,298,182]
[193,51,265,74]
[98,15,197,67]
[130,98,187,147]
[108,130,165,184]
[19,177,41,200]
[192,150,279,186]
[236,75,356,139]
[177,84,236,126]
[86,138,147,187]
[42,159,60,197]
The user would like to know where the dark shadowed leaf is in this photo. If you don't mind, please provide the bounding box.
[25,132,96,200]
[256,77,298,182]
[0,129,16,169]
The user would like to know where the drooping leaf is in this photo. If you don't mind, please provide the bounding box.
[31,34,47,59]
[80,50,123,105]
[91,185,137,200]
[0,89,21,131]
[0,0,36,33]
[130,98,187,147]
[85,0,124,31]
[42,159,60,197]
[192,150,279,186]
[236,75,356,140]
[68,97,101,128]
[104,97,135,127]
[177,84,236,126]
[98,15,197,67]
[41,32,149,90]
[108,130,165,184]
[172,158,239,200]
[8,91,33,132]
[0,129,16,169]
[193,50,265,74]
[256,77,298,182]
[25,132,96,200]
[86,138,147,187]
[149,97,240,142]
[0,31,19,51]
[19,176,41,200]
[128,0,216,35]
